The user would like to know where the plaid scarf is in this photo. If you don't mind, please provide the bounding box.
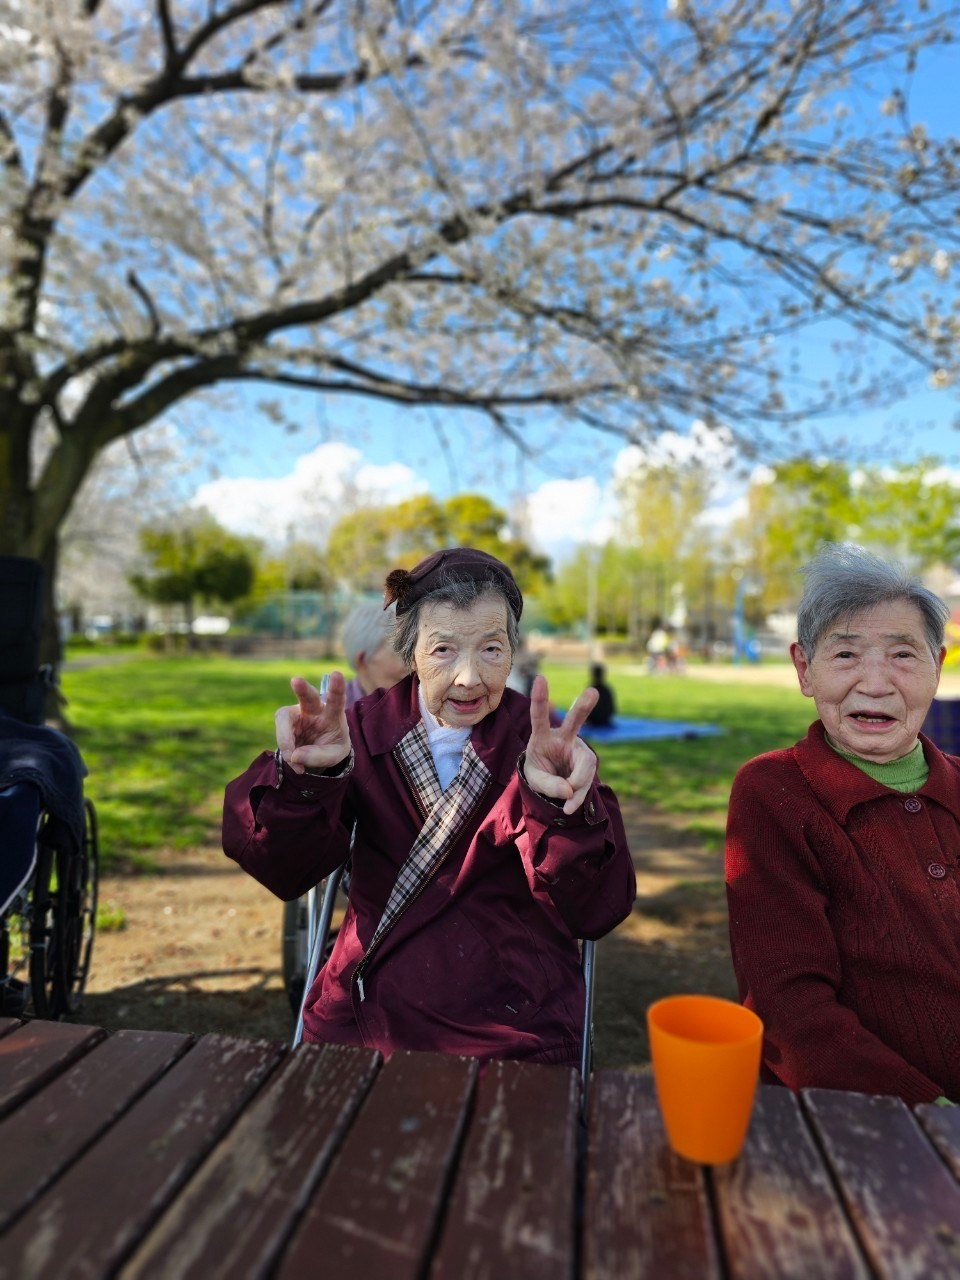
[355,720,491,990]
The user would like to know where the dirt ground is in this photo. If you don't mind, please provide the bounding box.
[75,796,735,1070]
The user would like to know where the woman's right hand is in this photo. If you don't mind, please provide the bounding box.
[275,673,351,774]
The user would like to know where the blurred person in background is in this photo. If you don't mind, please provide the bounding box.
[585,663,617,728]
[340,600,408,708]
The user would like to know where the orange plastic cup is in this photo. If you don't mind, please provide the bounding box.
[647,994,763,1165]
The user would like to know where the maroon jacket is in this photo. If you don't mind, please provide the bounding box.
[223,677,636,1066]
[726,720,960,1105]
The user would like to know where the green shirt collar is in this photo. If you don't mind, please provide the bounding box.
[825,735,929,793]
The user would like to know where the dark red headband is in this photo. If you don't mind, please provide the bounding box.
[383,547,523,620]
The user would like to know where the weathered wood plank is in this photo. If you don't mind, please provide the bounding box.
[582,1069,721,1280]
[713,1084,870,1279]
[0,1034,283,1280]
[122,1042,380,1280]
[0,1029,191,1232]
[276,1049,477,1280]
[805,1088,960,1280]
[916,1102,960,1181]
[431,1058,579,1280]
[0,1020,105,1119]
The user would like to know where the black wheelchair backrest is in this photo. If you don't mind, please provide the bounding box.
[0,556,47,726]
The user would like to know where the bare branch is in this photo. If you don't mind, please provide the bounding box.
[126,271,162,338]
[157,0,180,64]
[0,110,24,180]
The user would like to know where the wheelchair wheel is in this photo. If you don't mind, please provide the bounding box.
[29,802,99,1019]
[54,800,99,1016]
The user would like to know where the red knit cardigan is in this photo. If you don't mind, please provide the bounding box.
[726,720,960,1105]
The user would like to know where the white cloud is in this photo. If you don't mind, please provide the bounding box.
[525,476,615,562]
[611,421,736,477]
[750,463,777,486]
[191,442,427,546]
[922,465,960,489]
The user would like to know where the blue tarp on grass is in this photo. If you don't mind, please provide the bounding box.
[580,716,723,744]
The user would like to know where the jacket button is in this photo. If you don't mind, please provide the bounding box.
[904,796,923,813]
[928,863,947,879]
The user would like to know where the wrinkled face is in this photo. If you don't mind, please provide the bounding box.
[356,640,408,695]
[791,601,945,764]
[413,597,513,727]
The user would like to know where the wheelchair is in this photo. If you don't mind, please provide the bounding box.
[0,555,99,1020]
[0,784,99,1020]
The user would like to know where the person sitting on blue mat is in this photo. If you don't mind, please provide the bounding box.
[585,663,616,728]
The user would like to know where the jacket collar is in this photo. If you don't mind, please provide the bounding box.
[353,674,422,756]
[353,673,528,790]
[795,719,960,825]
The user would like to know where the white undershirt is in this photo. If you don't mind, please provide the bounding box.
[418,687,471,790]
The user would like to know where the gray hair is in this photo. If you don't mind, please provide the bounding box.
[796,543,948,658]
[340,599,397,669]
[393,574,521,667]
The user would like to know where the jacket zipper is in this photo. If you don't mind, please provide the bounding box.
[353,740,491,1004]
[353,859,442,1002]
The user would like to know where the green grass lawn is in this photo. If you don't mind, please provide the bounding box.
[62,653,812,870]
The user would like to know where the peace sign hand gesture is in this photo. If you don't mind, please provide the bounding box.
[523,674,599,815]
[275,673,352,775]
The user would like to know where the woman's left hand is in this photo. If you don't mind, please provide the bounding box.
[524,674,599,815]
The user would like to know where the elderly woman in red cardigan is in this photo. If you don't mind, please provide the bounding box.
[726,542,959,1106]
[223,547,636,1066]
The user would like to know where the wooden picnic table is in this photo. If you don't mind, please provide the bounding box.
[2,1018,960,1279]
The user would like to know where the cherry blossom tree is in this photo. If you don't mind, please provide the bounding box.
[1,0,959,663]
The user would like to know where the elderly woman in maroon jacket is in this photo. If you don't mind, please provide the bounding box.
[726,542,960,1106]
[223,547,636,1067]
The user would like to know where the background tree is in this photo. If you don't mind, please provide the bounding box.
[854,462,960,569]
[56,424,186,631]
[616,455,716,629]
[730,457,960,616]
[539,542,629,636]
[2,1,959,665]
[540,446,720,640]
[728,458,857,614]
[130,515,257,635]
[327,492,551,593]
[283,541,334,593]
